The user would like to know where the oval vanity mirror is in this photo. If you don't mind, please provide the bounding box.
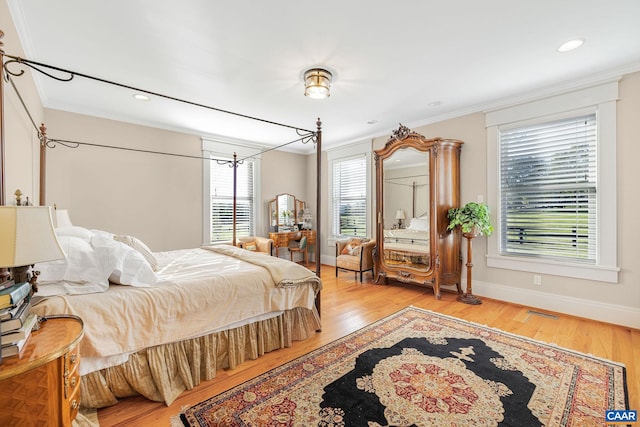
[269,193,305,232]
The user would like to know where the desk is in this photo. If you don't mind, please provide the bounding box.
[269,230,316,258]
[0,315,84,426]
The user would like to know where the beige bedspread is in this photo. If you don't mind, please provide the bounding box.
[203,244,321,289]
[32,246,321,375]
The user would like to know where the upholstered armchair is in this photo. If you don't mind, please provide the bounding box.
[335,238,375,282]
[236,236,274,255]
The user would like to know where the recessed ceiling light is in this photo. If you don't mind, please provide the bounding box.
[427,101,442,107]
[133,93,150,101]
[557,38,585,53]
[366,120,378,125]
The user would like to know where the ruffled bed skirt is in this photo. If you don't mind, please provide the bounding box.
[81,307,321,408]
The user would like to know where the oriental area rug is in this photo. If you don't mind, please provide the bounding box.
[175,306,629,427]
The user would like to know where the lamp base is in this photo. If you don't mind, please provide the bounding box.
[457,293,482,305]
[10,265,32,284]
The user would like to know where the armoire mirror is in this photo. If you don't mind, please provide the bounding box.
[269,193,305,231]
[374,124,464,299]
[381,147,431,271]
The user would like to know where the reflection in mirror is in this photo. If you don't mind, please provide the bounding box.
[269,193,305,232]
[382,147,431,271]
[278,194,295,227]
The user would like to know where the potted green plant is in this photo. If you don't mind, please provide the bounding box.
[447,202,493,237]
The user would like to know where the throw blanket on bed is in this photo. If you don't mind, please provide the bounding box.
[203,244,322,293]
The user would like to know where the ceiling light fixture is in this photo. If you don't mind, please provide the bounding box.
[304,68,332,99]
[133,93,150,101]
[557,38,585,53]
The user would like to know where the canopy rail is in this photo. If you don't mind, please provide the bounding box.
[2,54,315,134]
[0,39,323,280]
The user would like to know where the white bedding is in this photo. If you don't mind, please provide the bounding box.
[384,227,431,258]
[384,241,430,254]
[384,228,429,242]
[32,246,321,375]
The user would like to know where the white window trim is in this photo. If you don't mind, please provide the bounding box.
[327,140,372,246]
[485,80,620,283]
[202,137,262,244]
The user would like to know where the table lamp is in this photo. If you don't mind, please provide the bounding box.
[395,209,406,228]
[0,206,66,286]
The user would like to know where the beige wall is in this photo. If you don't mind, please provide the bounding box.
[261,149,310,234]
[317,74,639,327]
[1,0,43,205]
[42,109,311,252]
[43,109,202,251]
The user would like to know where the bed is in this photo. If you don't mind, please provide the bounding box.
[383,216,430,268]
[30,225,322,408]
[0,49,325,412]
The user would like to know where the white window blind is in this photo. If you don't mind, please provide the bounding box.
[332,156,367,237]
[210,158,254,242]
[499,113,597,263]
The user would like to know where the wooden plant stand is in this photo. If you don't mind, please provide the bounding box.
[458,231,482,305]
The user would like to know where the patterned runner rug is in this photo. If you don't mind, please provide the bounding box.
[176,306,628,426]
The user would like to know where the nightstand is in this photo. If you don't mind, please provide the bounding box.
[0,315,84,426]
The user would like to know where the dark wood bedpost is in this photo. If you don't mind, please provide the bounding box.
[315,118,322,318]
[0,29,6,206]
[315,118,322,277]
[0,29,8,282]
[39,123,47,206]
[232,152,237,247]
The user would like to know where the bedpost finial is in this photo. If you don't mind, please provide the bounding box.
[316,117,322,130]
[39,123,48,146]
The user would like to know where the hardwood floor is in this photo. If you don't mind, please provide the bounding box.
[97,265,639,426]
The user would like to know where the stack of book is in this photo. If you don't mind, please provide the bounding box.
[1,280,37,358]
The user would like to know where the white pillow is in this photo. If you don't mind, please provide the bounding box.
[34,235,109,294]
[408,217,429,231]
[91,232,158,286]
[55,226,92,242]
[113,235,159,271]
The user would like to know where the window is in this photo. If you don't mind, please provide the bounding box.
[209,158,255,242]
[500,113,596,263]
[328,141,371,239]
[202,139,261,244]
[333,156,367,237]
[486,81,619,283]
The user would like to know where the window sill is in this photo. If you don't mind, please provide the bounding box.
[486,254,619,283]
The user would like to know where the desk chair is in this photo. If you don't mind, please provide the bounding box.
[288,236,308,266]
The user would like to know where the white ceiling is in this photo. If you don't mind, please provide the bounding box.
[6,1,640,153]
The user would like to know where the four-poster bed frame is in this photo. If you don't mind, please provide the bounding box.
[0,29,322,278]
[0,28,326,410]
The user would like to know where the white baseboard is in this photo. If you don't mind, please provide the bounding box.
[472,280,640,329]
[321,254,336,266]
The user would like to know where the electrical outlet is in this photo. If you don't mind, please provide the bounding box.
[477,195,484,203]
[533,275,542,286]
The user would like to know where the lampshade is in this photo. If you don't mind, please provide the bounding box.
[0,206,66,268]
[395,210,406,220]
[304,68,332,99]
[54,209,73,228]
